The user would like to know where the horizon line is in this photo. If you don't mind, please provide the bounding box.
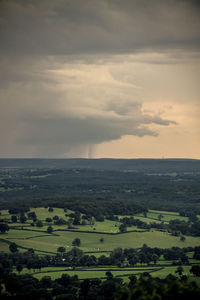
[0,157,199,160]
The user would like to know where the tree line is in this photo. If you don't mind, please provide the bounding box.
[1,270,200,299]
[120,216,200,236]
[1,245,199,274]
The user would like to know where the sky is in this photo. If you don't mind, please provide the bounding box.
[0,0,199,159]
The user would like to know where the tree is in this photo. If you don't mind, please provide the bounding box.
[128,255,139,267]
[48,207,54,212]
[119,223,127,233]
[180,236,186,242]
[72,238,81,247]
[20,215,27,224]
[27,211,37,221]
[175,266,184,276]
[99,237,104,243]
[189,214,198,223]
[98,255,111,266]
[128,275,137,288]
[190,265,200,277]
[47,225,53,234]
[105,271,113,280]
[193,247,200,260]
[9,242,18,253]
[36,220,43,227]
[139,252,150,265]
[57,247,66,255]
[110,248,124,265]
[54,218,67,225]
[45,217,52,223]
[73,212,81,225]
[40,276,52,288]
[95,214,104,222]
[80,255,96,267]
[152,254,159,264]
[0,223,9,233]
[11,215,17,223]
[16,264,23,274]
[89,216,95,226]
[53,215,59,221]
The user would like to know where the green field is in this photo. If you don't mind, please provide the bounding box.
[1,207,200,283]
[21,266,159,280]
[151,265,192,278]
[137,210,189,223]
[134,216,162,224]
[1,207,200,255]
[1,227,200,255]
[150,209,180,215]
[14,264,199,282]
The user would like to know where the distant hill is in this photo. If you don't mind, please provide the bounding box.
[0,158,199,173]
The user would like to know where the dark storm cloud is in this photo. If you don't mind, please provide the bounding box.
[0,0,199,56]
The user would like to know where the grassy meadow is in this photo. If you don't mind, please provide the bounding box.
[137,209,189,222]
[32,267,157,280]
[2,227,200,255]
[1,207,200,282]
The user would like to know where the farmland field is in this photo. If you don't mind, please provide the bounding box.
[32,267,158,280]
[137,210,189,222]
[2,222,200,255]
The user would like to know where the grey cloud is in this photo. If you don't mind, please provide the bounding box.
[0,0,189,158]
[0,51,178,158]
[14,115,161,157]
[107,100,142,116]
[20,114,156,146]
[0,84,175,157]
[0,0,199,56]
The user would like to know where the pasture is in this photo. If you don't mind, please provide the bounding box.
[137,209,189,222]
[14,264,200,282]
[1,206,200,283]
[1,226,200,255]
[32,267,157,280]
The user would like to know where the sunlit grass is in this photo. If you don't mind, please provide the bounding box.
[2,228,200,255]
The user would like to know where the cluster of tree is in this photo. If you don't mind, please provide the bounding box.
[179,207,199,219]
[120,216,150,231]
[0,222,9,233]
[100,245,191,267]
[194,247,200,260]
[163,247,189,264]
[59,246,158,268]
[61,199,147,220]
[0,249,51,277]
[3,209,75,229]
[1,245,198,276]
[1,270,200,299]
[1,198,148,227]
[168,219,200,237]
[119,215,200,237]
[1,187,149,217]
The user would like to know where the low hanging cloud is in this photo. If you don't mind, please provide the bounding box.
[0,61,176,157]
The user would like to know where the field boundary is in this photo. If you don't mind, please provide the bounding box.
[54,229,150,235]
[0,237,57,254]
[31,266,164,280]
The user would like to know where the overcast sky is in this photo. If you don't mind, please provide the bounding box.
[0,0,199,158]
